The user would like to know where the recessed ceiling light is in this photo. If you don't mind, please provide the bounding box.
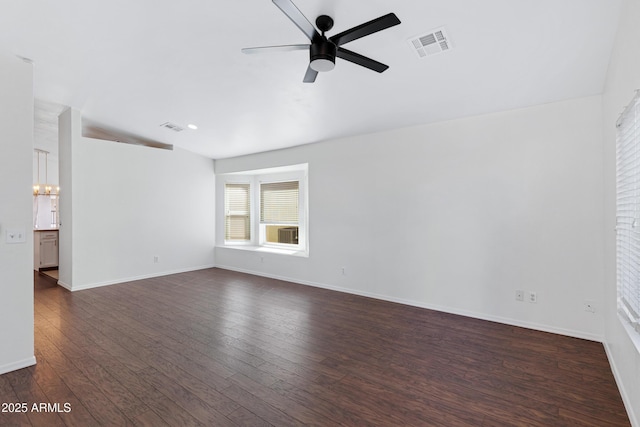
[187,124,198,130]
[160,122,184,132]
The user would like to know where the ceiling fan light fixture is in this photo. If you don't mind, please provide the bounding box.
[310,58,335,72]
[310,40,336,72]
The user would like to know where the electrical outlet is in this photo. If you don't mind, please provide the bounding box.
[153,256,159,263]
[342,267,347,276]
[527,291,537,303]
[5,228,26,244]
[584,300,596,313]
[515,290,524,301]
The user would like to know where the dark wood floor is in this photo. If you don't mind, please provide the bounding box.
[0,268,630,426]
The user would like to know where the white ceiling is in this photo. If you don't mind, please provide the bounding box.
[2,0,622,159]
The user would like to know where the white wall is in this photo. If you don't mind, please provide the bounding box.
[603,0,640,424]
[216,95,605,340]
[58,108,79,288]
[59,109,215,291]
[0,53,36,374]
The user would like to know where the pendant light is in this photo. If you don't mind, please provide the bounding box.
[33,150,40,196]
[33,149,59,196]
[44,152,52,195]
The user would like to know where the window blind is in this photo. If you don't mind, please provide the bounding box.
[225,183,250,241]
[260,181,299,224]
[616,90,640,334]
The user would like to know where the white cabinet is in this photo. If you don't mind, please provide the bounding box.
[34,230,58,270]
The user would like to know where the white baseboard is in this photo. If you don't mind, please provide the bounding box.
[62,264,216,292]
[0,356,36,375]
[603,342,639,427]
[215,264,604,343]
[57,280,71,291]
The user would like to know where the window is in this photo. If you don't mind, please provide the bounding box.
[260,181,299,245]
[220,164,307,254]
[224,183,251,241]
[616,91,640,338]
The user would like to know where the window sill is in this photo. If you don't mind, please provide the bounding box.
[618,315,640,355]
[217,244,308,258]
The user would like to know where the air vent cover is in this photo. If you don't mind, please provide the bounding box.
[160,122,184,132]
[408,27,452,58]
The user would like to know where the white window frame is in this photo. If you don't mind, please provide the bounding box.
[616,90,640,352]
[220,164,308,256]
[257,171,307,251]
[223,179,254,246]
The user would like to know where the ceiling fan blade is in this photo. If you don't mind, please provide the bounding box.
[272,0,320,41]
[336,48,389,73]
[330,13,401,46]
[242,44,309,54]
[303,65,318,83]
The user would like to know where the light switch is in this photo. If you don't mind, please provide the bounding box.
[6,228,26,244]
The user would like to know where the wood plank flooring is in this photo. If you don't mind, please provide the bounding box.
[0,268,630,426]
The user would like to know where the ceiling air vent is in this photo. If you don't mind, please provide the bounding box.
[160,122,184,132]
[408,27,452,58]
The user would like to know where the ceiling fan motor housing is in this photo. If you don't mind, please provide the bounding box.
[310,40,337,72]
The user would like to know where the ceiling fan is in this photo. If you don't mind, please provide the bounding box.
[242,0,401,83]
